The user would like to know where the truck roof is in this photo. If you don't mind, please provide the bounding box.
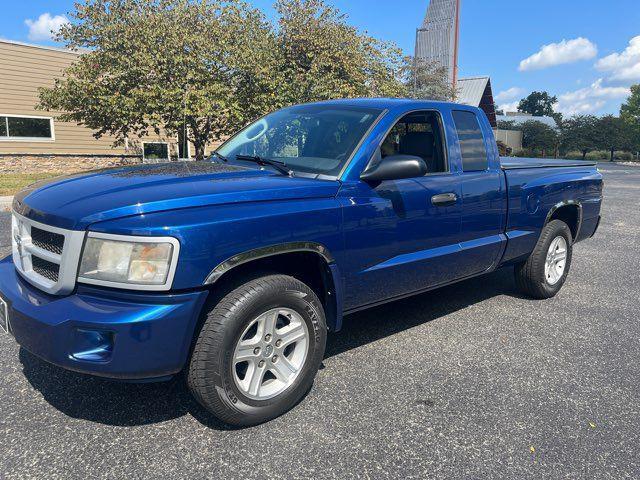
[305,97,474,111]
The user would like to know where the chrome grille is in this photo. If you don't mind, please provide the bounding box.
[11,212,85,295]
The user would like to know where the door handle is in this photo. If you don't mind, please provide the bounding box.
[431,193,458,207]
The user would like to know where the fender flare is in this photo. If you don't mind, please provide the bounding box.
[544,200,583,243]
[203,242,335,285]
[203,242,343,331]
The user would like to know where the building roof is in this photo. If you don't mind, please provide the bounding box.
[0,38,81,55]
[456,77,489,106]
[456,76,497,128]
[496,114,558,128]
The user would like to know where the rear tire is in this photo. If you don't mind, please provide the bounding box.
[187,274,326,427]
[515,220,573,299]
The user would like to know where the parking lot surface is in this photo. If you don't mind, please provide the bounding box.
[0,163,638,479]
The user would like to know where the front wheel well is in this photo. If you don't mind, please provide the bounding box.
[204,251,339,331]
[548,204,581,241]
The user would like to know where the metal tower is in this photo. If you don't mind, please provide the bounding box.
[415,0,460,88]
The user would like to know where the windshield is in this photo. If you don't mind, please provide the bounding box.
[217,104,383,177]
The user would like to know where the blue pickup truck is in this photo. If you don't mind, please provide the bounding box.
[1,99,602,426]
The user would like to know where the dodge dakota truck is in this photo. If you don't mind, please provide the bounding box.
[0,99,602,426]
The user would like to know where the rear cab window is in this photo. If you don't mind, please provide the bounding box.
[452,111,488,172]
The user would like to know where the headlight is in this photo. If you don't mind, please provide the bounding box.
[78,233,180,291]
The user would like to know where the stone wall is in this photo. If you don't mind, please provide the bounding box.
[0,155,143,175]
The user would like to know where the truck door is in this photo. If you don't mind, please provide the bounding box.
[451,110,506,277]
[339,110,464,310]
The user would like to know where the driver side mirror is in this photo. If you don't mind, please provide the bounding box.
[360,154,427,182]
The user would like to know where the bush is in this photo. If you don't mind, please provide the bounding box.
[563,151,585,160]
[615,151,634,161]
[512,149,534,157]
[585,150,609,161]
[561,150,635,161]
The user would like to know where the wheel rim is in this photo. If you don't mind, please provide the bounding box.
[232,307,309,401]
[544,236,568,285]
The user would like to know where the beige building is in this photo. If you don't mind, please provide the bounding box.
[0,39,190,164]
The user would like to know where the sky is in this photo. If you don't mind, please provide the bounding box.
[2,0,639,116]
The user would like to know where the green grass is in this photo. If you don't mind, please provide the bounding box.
[0,173,64,196]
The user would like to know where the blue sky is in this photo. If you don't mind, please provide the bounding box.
[2,0,639,115]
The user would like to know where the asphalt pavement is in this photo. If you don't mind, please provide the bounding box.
[0,163,638,479]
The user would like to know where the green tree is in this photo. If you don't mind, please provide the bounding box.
[403,57,455,101]
[560,115,599,159]
[620,84,640,155]
[39,0,410,160]
[496,119,517,130]
[518,91,558,117]
[39,0,279,161]
[596,115,634,162]
[520,120,559,157]
[274,0,406,104]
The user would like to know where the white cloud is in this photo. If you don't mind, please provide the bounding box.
[595,35,640,82]
[519,37,597,71]
[556,79,630,115]
[25,13,69,41]
[495,87,525,103]
[498,101,520,114]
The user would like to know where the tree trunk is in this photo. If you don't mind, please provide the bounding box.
[581,150,587,160]
[194,142,206,161]
[610,148,615,162]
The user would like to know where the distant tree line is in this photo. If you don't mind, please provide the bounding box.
[38,0,453,160]
[498,86,640,161]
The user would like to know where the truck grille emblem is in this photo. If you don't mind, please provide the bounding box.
[14,231,25,270]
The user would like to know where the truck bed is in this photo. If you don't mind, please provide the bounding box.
[500,157,597,170]
[498,157,602,266]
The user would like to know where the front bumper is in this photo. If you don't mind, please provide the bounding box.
[0,256,208,380]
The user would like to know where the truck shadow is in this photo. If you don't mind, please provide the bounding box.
[19,267,522,430]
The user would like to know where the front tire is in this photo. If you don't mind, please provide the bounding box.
[187,274,327,427]
[515,219,573,299]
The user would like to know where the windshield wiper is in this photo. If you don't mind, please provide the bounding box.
[235,154,293,176]
[210,151,229,162]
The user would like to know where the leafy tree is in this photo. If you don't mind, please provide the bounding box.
[496,119,517,130]
[402,57,455,101]
[560,115,599,159]
[520,120,558,157]
[620,84,640,154]
[39,0,279,161]
[274,0,406,104]
[518,91,558,117]
[595,115,634,162]
[39,0,408,161]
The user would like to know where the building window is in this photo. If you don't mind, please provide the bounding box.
[0,115,54,141]
[143,142,170,162]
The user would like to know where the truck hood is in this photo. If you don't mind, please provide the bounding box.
[13,162,341,230]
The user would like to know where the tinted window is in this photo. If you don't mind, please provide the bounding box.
[218,105,382,176]
[6,116,52,138]
[0,117,6,137]
[452,111,488,171]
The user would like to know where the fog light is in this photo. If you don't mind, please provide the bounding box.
[70,329,114,362]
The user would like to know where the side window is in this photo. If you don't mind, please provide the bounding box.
[379,111,447,174]
[452,111,488,172]
[0,115,53,140]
